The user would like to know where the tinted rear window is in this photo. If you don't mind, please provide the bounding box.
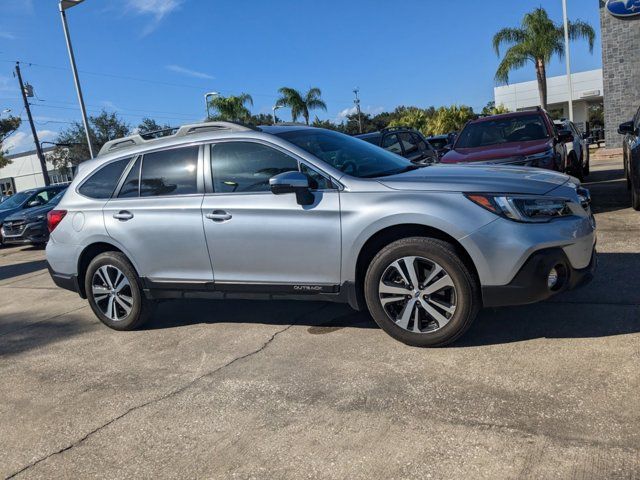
[456,114,549,148]
[78,158,131,199]
[140,146,199,197]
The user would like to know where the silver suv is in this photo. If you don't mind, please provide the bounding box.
[46,122,596,347]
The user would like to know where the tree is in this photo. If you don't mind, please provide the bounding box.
[137,118,173,137]
[247,113,274,127]
[51,110,130,170]
[426,105,476,135]
[493,7,595,109]
[312,116,344,132]
[207,94,253,122]
[0,115,21,168]
[388,107,434,134]
[276,87,327,125]
[481,101,510,116]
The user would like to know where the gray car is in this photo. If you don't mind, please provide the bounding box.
[46,122,596,347]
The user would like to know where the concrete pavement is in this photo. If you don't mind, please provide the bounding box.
[0,157,638,479]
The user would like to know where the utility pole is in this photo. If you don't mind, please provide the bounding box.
[353,88,363,134]
[15,62,50,186]
[562,0,574,121]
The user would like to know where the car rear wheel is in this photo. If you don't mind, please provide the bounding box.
[632,176,640,211]
[85,251,152,330]
[364,237,480,347]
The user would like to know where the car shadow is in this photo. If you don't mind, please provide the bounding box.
[583,167,630,214]
[0,260,47,282]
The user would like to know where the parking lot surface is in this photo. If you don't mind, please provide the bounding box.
[1,157,639,479]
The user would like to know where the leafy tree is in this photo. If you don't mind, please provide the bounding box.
[51,110,131,169]
[493,7,595,109]
[388,107,433,134]
[0,115,21,168]
[588,103,604,128]
[207,93,253,122]
[247,113,274,126]
[137,118,173,137]
[312,116,344,132]
[276,87,327,125]
[426,105,476,135]
[481,101,510,116]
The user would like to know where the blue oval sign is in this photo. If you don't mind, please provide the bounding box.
[606,0,640,17]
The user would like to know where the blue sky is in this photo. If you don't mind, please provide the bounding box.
[1,0,602,153]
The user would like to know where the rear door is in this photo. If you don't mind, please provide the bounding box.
[103,145,213,284]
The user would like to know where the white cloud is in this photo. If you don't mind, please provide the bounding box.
[165,64,214,80]
[127,0,182,20]
[336,105,385,122]
[3,130,57,154]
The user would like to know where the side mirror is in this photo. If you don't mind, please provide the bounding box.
[557,129,573,143]
[269,171,314,206]
[618,121,635,135]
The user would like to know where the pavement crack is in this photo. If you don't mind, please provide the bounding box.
[4,304,328,479]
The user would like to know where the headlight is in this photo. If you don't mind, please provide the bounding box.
[523,148,555,168]
[465,194,577,223]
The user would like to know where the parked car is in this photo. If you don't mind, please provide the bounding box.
[0,185,67,246]
[554,119,590,179]
[619,105,640,210]
[356,127,439,165]
[0,195,11,204]
[47,122,595,347]
[1,188,67,246]
[441,108,576,176]
[426,134,454,158]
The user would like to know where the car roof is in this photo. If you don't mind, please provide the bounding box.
[355,132,381,139]
[470,110,544,124]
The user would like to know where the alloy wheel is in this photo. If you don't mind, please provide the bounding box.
[91,265,134,322]
[378,256,457,333]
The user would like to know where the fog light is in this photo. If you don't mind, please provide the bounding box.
[547,268,559,289]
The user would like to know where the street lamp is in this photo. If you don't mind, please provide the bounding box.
[272,104,285,124]
[59,0,94,158]
[204,91,219,120]
[562,0,574,121]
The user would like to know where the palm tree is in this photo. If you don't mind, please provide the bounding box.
[493,7,595,110]
[276,87,327,125]
[207,93,253,122]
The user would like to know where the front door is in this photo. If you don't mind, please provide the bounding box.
[201,140,341,289]
[103,145,213,283]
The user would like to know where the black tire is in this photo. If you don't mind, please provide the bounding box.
[632,176,640,211]
[364,237,480,347]
[568,153,584,182]
[85,251,152,331]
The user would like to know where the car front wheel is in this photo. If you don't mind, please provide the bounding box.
[85,251,152,330]
[364,237,480,347]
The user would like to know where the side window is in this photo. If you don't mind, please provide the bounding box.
[118,157,141,198]
[381,134,402,154]
[413,134,429,153]
[210,142,298,193]
[140,146,199,197]
[300,163,332,190]
[78,158,131,199]
[398,132,419,156]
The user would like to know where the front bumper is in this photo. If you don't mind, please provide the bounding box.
[482,246,596,307]
[1,220,49,245]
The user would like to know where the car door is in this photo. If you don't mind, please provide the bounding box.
[632,108,640,184]
[201,139,341,289]
[103,145,213,284]
[381,134,403,156]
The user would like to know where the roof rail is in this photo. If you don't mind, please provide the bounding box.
[98,121,257,156]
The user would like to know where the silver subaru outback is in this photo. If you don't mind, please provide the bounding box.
[46,122,596,347]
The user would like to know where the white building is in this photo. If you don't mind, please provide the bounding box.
[494,69,603,131]
[0,148,73,196]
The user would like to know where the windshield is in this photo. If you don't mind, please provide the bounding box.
[455,114,550,148]
[0,191,30,210]
[276,129,414,178]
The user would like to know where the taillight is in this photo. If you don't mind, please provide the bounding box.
[47,210,67,233]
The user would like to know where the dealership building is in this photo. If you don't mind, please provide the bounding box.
[0,148,73,197]
[495,1,639,148]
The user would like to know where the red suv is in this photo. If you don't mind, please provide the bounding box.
[441,108,575,174]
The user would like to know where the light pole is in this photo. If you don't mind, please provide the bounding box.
[272,104,284,124]
[562,0,574,121]
[59,0,94,158]
[353,88,363,134]
[204,92,219,120]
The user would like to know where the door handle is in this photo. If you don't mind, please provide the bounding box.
[205,210,232,222]
[113,211,134,221]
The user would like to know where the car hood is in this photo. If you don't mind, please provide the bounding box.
[441,139,553,164]
[0,206,21,223]
[376,164,570,195]
[2,203,54,223]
